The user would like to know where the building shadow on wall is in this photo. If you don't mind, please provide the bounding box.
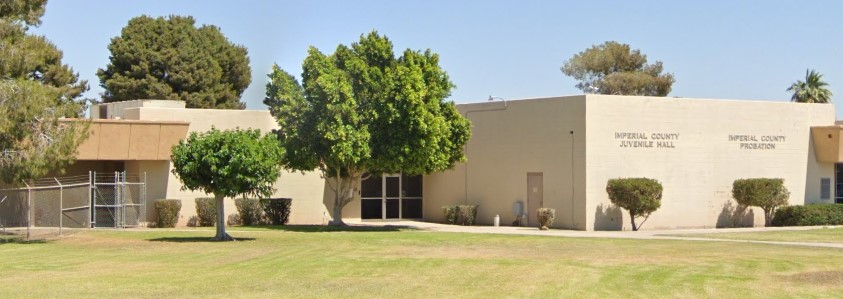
[716,200,754,228]
[594,203,623,231]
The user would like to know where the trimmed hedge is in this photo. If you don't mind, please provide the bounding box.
[606,177,663,231]
[154,199,181,228]
[227,214,242,226]
[261,198,292,225]
[457,205,478,225]
[733,178,789,227]
[235,198,265,225]
[442,206,458,224]
[772,204,843,226]
[186,216,199,227]
[441,205,478,225]
[537,208,556,230]
[195,197,217,227]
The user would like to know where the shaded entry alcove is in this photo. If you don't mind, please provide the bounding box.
[361,174,423,220]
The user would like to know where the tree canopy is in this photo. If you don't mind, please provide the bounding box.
[97,15,251,109]
[787,69,832,103]
[732,178,789,227]
[265,31,470,226]
[0,0,88,185]
[170,128,283,240]
[562,41,674,96]
[0,0,46,27]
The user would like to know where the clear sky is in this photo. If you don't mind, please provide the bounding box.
[32,1,843,117]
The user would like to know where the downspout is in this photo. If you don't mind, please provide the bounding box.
[463,97,509,204]
[570,130,575,230]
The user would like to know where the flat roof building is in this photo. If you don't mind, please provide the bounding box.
[427,95,836,230]
[63,95,840,230]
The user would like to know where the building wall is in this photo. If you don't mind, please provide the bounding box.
[121,106,333,226]
[90,100,185,120]
[124,160,168,224]
[74,120,189,161]
[68,96,837,230]
[424,96,587,228]
[584,95,836,230]
[50,160,125,177]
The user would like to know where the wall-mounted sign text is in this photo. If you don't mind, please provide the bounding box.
[728,135,785,150]
[614,132,679,149]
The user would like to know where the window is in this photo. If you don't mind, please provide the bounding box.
[821,178,831,200]
[836,164,843,203]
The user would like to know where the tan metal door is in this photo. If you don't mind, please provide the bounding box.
[527,173,543,226]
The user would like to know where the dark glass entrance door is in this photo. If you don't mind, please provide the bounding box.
[361,175,382,219]
[360,174,423,220]
[385,176,400,218]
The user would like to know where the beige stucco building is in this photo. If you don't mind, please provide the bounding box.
[67,100,332,226]
[66,95,840,230]
[427,95,837,230]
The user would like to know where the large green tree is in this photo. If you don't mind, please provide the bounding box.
[0,0,89,185]
[97,15,251,109]
[787,69,832,103]
[265,31,470,226]
[562,41,675,96]
[170,128,283,241]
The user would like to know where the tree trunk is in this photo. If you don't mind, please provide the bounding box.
[764,208,773,227]
[327,172,359,227]
[329,195,346,226]
[214,194,234,241]
[629,212,638,231]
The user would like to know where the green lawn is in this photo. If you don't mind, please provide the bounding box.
[670,227,843,244]
[1,226,843,298]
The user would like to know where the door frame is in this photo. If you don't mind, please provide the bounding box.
[527,172,544,226]
[382,173,402,220]
[361,173,423,220]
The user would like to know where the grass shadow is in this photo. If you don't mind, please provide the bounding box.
[148,237,257,243]
[242,224,416,233]
[0,231,52,244]
[0,237,49,244]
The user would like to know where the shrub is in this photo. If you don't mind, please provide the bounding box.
[235,198,265,225]
[195,197,217,227]
[456,205,478,226]
[261,198,292,225]
[732,178,789,227]
[227,214,242,226]
[606,178,663,231]
[442,206,458,224]
[154,199,181,228]
[772,204,843,226]
[537,208,556,230]
[186,216,199,227]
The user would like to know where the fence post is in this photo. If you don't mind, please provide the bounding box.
[120,171,126,229]
[25,181,31,240]
[114,171,119,228]
[0,195,4,233]
[55,177,63,236]
[89,171,94,228]
[143,172,147,225]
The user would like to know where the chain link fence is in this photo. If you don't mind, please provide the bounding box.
[0,172,146,241]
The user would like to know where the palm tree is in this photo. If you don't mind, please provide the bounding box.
[787,69,832,103]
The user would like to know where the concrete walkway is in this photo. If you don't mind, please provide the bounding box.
[346,220,843,249]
